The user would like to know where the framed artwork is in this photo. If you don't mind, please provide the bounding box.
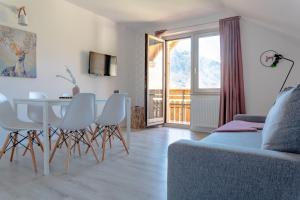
[0,25,36,78]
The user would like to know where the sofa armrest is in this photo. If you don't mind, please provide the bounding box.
[168,140,300,200]
[233,114,266,123]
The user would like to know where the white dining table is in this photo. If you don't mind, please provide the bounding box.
[13,97,131,176]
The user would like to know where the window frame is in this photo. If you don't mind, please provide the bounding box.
[192,29,221,95]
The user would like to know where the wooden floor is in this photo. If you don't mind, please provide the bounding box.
[0,127,208,200]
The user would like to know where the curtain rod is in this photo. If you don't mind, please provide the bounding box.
[157,16,240,32]
[157,20,219,33]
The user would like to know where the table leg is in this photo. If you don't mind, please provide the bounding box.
[13,102,19,161]
[43,102,50,175]
[95,102,98,121]
[126,98,131,150]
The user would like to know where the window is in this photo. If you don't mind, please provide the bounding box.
[194,32,221,93]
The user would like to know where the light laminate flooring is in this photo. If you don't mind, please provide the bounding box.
[0,127,208,200]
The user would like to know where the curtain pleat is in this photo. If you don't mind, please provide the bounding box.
[218,16,246,126]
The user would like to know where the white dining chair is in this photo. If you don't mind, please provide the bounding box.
[25,91,61,154]
[49,93,99,172]
[0,93,43,173]
[88,93,129,161]
[27,91,61,125]
[60,93,71,118]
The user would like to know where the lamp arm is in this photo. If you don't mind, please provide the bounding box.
[279,57,295,92]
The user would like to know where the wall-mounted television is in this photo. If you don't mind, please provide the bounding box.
[89,51,117,76]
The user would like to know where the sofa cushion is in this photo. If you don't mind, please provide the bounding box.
[214,120,264,132]
[262,85,300,153]
[201,132,262,149]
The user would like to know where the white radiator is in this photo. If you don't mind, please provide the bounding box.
[190,94,220,132]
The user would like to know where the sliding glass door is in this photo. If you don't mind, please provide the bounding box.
[145,34,165,127]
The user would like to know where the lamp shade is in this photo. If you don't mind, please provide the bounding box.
[18,7,28,26]
[18,15,28,26]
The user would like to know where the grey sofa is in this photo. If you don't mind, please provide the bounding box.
[168,115,300,200]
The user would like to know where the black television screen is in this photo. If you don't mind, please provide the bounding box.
[89,52,117,76]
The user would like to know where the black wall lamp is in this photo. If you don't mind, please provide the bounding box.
[260,50,295,92]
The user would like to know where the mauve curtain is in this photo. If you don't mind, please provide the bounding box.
[218,16,246,126]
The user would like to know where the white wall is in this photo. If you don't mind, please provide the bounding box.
[241,18,300,115]
[0,0,136,107]
[129,13,300,117]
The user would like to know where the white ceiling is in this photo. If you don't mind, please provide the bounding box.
[67,0,300,36]
[66,0,226,23]
[222,0,300,38]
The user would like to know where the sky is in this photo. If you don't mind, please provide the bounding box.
[198,35,220,62]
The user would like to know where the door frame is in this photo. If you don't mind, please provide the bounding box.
[144,28,219,128]
[145,34,166,127]
[163,35,192,127]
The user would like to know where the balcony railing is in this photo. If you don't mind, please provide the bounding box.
[148,90,164,120]
[147,89,191,125]
[167,89,191,125]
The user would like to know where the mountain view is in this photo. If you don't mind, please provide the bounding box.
[169,48,191,89]
[198,57,220,88]
[169,38,220,89]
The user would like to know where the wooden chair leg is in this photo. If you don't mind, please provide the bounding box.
[64,133,72,173]
[59,130,69,149]
[93,127,100,148]
[73,134,76,155]
[10,133,17,162]
[116,127,129,154]
[84,133,99,163]
[109,133,112,149]
[88,126,94,137]
[28,132,38,173]
[0,132,11,159]
[101,128,107,161]
[85,146,90,154]
[94,137,100,147]
[49,128,52,151]
[49,133,63,163]
[22,142,30,156]
[33,131,44,152]
[22,131,45,156]
[63,134,69,148]
[77,140,81,157]
[85,126,99,154]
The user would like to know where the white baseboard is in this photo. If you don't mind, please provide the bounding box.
[164,123,190,129]
[190,126,216,133]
